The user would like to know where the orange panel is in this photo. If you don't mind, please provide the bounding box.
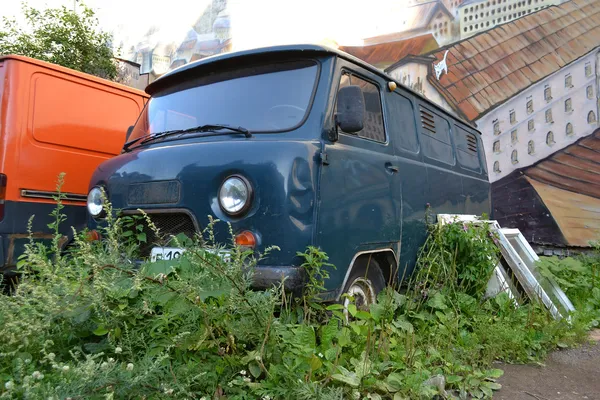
[0,56,148,203]
[31,72,141,155]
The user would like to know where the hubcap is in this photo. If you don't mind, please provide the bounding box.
[342,277,376,322]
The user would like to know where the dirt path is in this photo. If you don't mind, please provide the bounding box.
[495,331,600,399]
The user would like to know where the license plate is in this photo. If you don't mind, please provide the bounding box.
[150,247,231,262]
[150,247,185,262]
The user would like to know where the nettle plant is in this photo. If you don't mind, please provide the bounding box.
[0,180,597,400]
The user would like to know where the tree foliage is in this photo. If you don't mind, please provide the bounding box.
[0,1,117,80]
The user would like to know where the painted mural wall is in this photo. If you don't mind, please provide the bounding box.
[382,0,600,250]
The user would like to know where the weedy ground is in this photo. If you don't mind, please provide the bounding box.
[0,177,599,399]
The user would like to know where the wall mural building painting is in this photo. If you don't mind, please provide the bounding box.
[383,0,600,250]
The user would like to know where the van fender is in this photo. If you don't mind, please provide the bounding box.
[335,248,398,301]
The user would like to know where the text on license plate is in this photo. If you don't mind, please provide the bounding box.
[150,247,231,262]
[150,247,185,262]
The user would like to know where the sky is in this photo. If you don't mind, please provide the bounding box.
[0,0,413,53]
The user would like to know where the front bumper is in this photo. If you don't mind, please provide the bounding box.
[251,265,306,295]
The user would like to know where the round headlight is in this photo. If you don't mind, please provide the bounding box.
[87,186,105,217]
[219,176,252,215]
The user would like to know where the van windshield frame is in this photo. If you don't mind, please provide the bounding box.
[126,59,321,147]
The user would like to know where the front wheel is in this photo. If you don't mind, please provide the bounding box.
[340,257,386,319]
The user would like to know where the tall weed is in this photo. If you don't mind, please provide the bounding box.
[0,194,598,399]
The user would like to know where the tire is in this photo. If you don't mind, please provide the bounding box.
[340,257,386,317]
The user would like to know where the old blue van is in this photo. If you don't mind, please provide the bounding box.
[86,44,490,305]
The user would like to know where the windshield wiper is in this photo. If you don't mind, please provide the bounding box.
[123,124,252,152]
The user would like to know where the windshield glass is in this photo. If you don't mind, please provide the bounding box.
[128,59,319,143]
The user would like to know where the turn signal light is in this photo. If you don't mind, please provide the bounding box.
[86,230,102,242]
[234,230,256,248]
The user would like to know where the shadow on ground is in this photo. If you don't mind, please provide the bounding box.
[495,330,600,399]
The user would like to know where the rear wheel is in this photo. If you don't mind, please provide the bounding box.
[340,257,386,319]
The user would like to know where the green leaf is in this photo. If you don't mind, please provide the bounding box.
[486,369,504,379]
[309,354,323,371]
[331,366,360,387]
[137,232,147,243]
[324,347,338,361]
[480,385,493,398]
[320,320,340,346]
[427,292,447,310]
[393,318,414,333]
[370,302,385,322]
[326,303,345,311]
[355,310,372,320]
[122,230,134,237]
[93,326,109,336]
[347,303,357,317]
[385,372,404,392]
[248,361,261,378]
[482,381,502,390]
[446,375,463,384]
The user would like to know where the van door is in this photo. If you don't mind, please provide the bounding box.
[384,91,429,282]
[416,103,466,217]
[316,65,400,293]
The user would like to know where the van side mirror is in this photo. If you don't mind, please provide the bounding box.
[125,125,134,141]
[335,85,365,135]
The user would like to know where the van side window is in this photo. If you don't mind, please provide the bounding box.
[454,125,481,172]
[386,92,418,152]
[337,72,386,143]
[419,106,454,165]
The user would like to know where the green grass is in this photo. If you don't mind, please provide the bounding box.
[0,186,598,399]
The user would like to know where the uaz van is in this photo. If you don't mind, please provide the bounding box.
[0,55,148,273]
[86,45,490,305]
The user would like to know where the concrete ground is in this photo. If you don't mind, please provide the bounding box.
[495,330,600,399]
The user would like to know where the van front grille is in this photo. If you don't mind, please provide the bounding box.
[132,212,198,258]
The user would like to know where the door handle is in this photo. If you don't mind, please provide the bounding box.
[386,164,399,173]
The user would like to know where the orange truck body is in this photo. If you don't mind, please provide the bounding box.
[0,55,149,269]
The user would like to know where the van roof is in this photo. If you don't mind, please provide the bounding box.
[148,44,478,131]
[0,54,149,98]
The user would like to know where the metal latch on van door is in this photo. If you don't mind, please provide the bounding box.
[319,152,329,165]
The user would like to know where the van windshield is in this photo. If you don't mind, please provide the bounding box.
[127,59,319,144]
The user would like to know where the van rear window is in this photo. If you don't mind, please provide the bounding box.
[386,92,418,152]
[454,126,481,172]
[419,106,454,165]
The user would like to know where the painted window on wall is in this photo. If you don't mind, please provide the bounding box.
[566,122,573,136]
[587,85,594,99]
[589,111,597,124]
[585,63,592,78]
[511,129,518,144]
[493,121,500,135]
[546,131,555,145]
[565,75,573,88]
[545,108,553,123]
[528,119,535,131]
[565,98,572,112]
[511,150,518,164]
[493,140,500,153]
[526,99,533,114]
[493,161,500,172]
[510,110,516,124]
[528,140,535,154]
[544,86,552,102]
